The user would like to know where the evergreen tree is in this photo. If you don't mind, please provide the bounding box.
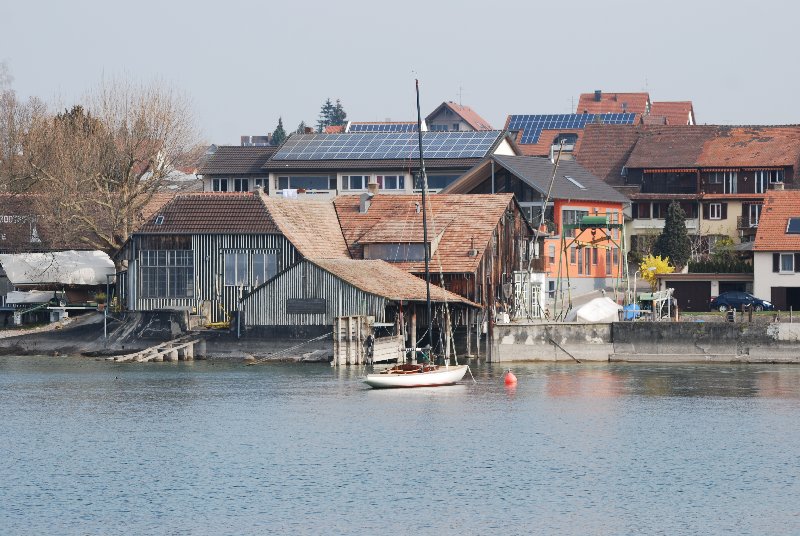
[316,98,335,132]
[295,121,308,134]
[652,201,691,269]
[331,99,347,126]
[271,117,287,146]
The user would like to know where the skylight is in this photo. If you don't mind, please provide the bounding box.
[786,217,800,234]
[564,175,586,190]
[154,215,164,225]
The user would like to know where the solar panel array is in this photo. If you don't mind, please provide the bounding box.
[507,113,637,144]
[348,123,418,133]
[272,131,501,161]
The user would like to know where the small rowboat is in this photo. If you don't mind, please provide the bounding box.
[363,364,469,389]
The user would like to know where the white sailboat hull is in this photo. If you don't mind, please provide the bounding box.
[364,365,469,389]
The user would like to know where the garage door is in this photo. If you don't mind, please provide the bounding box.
[665,280,711,312]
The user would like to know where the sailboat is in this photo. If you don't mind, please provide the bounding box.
[363,80,469,389]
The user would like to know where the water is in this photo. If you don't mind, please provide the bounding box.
[1,356,799,535]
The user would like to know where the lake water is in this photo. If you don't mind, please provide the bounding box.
[1,356,799,535]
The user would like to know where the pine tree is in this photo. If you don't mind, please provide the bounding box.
[652,201,691,269]
[271,117,287,146]
[331,99,347,126]
[316,98,335,132]
[295,121,308,134]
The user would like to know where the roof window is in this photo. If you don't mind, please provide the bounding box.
[154,215,164,225]
[564,176,587,190]
[786,217,800,234]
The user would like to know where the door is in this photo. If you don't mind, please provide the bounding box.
[666,280,711,312]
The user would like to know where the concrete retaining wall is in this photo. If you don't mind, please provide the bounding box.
[491,321,800,363]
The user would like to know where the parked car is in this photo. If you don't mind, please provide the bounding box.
[709,291,774,312]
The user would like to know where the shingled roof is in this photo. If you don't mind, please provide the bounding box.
[198,145,277,175]
[577,91,651,115]
[136,192,279,234]
[575,124,642,184]
[309,258,477,305]
[698,126,800,168]
[650,101,695,125]
[754,190,800,251]
[260,195,350,259]
[441,155,630,203]
[333,193,519,274]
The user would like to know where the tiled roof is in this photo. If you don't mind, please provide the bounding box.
[441,156,630,204]
[575,124,644,184]
[333,193,517,274]
[309,258,476,306]
[263,157,483,172]
[324,125,345,134]
[136,192,280,234]
[650,101,695,125]
[624,125,714,169]
[137,192,178,230]
[697,126,800,168]
[198,145,277,175]
[426,102,494,130]
[754,190,800,251]
[260,194,350,259]
[577,92,651,115]
[514,128,586,157]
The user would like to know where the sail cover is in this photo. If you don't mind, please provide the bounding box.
[0,250,115,286]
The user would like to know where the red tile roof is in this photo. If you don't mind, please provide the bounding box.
[426,102,493,130]
[309,258,476,306]
[514,128,586,157]
[136,192,280,234]
[624,125,714,169]
[697,126,800,168]
[324,125,345,134]
[650,101,695,125]
[574,124,643,184]
[754,190,800,251]
[260,194,351,259]
[333,193,517,274]
[577,92,651,115]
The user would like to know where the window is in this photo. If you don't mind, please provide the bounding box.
[605,249,612,275]
[577,247,584,274]
[634,202,651,219]
[342,175,368,190]
[613,247,619,267]
[425,174,460,190]
[452,123,460,131]
[364,243,427,262]
[749,204,762,227]
[585,248,592,274]
[140,250,194,298]
[710,203,722,219]
[254,178,268,190]
[376,175,405,190]
[564,176,587,190]
[548,244,556,264]
[233,178,249,192]
[780,253,794,273]
[224,251,278,286]
[770,170,785,183]
[724,172,737,194]
[592,248,598,265]
[570,246,576,264]
[708,172,723,184]
[430,124,447,132]
[278,176,334,191]
[212,178,228,192]
[787,218,800,234]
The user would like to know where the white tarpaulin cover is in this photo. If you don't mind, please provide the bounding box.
[565,297,622,323]
[5,290,56,304]
[0,250,114,286]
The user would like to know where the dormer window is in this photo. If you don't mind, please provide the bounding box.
[154,215,164,225]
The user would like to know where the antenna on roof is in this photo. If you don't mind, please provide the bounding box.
[458,85,463,106]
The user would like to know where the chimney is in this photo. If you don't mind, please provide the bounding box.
[367,176,379,195]
[359,192,374,213]
[594,90,602,102]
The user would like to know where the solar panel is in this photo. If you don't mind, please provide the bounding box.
[507,113,637,144]
[272,131,501,161]
[786,217,800,234]
[348,123,418,133]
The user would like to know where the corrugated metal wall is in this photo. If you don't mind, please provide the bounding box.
[130,234,296,322]
[243,261,386,327]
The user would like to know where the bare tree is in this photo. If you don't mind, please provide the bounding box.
[17,78,200,254]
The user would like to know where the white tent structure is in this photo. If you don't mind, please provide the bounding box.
[0,250,115,286]
[564,297,622,323]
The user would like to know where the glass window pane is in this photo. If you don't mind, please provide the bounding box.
[224,253,236,286]
[236,254,248,285]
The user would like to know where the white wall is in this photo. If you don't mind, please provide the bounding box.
[754,251,800,299]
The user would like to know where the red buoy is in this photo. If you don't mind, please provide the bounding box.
[504,370,517,386]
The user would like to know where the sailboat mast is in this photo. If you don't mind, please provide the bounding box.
[415,79,433,350]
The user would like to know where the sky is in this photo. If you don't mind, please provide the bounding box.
[3,0,799,145]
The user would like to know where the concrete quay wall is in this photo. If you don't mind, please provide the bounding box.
[491,322,800,363]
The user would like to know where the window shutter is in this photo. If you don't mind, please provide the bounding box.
[773,253,780,272]
[702,203,710,219]
[795,253,800,272]
[721,203,728,219]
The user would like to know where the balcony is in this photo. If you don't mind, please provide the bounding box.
[639,184,698,194]
[737,216,758,229]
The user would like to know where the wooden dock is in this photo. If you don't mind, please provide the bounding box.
[108,335,206,363]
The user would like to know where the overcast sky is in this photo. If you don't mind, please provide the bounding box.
[3,0,798,144]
